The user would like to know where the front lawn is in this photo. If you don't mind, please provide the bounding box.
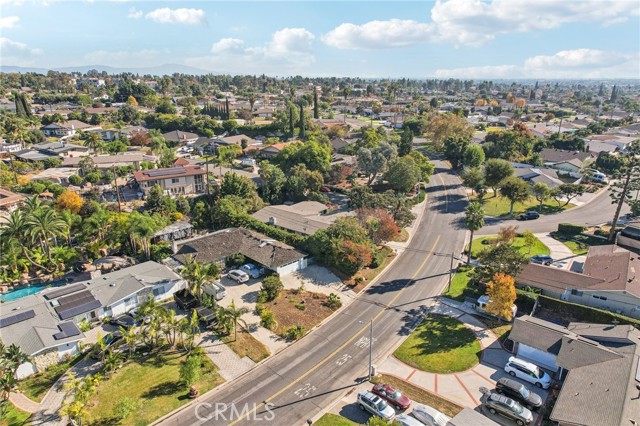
[18,353,84,402]
[444,266,481,301]
[371,375,463,418]
[549,231,610,255]
[314,413,358,426]
[0,402,31,426]
[264,289,337,338]
[394,314,481,373]
[470,235,550,258]
[472,194,574,217]
[88,351,224,426]
[221,328,270,363]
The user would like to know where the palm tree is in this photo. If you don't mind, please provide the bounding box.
[180,310,200,353]
[84,132,103,154]
[91,333,108,363]
[0,209,49,272]
[103,350,124,375]
[220,300,249,341]
[25,207,67,266]
[162,310,182,347]
[59,209,79,247]
[181,256,218,300]
[119,326,138,358]
[127,212,158,259]
[22,195,43,215]
[464,202,485,264]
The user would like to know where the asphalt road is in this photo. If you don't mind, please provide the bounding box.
[477,185,629,236]
[157,160,469,426]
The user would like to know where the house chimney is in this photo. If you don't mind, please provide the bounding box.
[268,217,277,225]
[172,239,178,254]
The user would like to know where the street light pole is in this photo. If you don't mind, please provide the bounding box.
[368,319,373,380]
[447,251,454,293]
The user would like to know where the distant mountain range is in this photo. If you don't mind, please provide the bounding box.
[0,63,212,76]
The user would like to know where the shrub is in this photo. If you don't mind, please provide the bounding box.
[114,397,139,419]
[225,253,246,268]
[293,300,306,311]
[369,248,387,268]
[78,318,92,332]
[68,174,84,186]
[259,275,283,302]
[259,309,277,330]
[283,325,305,341]
[325,293,342,310]
[558,223,586,235]
[255,303,266,315]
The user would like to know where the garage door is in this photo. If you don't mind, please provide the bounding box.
[517,344,559,372]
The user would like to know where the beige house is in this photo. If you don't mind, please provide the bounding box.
[516,245,640,319]
[133,165,206,196]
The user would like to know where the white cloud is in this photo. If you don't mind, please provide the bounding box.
[127,7,142,19]
[211,38,245,54]
[323,0,639,49]
[187,27,315,75]
[0,37,43,66]
[144,7,206,26]
[83,49,162,68]
[434,49,640,78]
[0,16,19,29]
[323,19,433,50]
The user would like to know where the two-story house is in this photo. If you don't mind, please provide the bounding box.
[133,165,207,196]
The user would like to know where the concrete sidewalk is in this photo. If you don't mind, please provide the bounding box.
[9,391,40,414]
[535,232,579,270]
[378,298,515,409]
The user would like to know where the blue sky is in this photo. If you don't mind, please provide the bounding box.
[1,0,639,78]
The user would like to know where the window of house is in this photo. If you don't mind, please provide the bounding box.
[153,287,163,297]
[172,178,179,184]
[570,289,583,297]
[125,297,135,307]
[592,295,607,300]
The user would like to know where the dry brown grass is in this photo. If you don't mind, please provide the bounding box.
[221,328,270,362]
[264,289,336,336]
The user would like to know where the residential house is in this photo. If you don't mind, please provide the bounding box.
[40,120,98,137]
[162,130,199,145]
[259,142,295,158]
[516,245,640,319]
[213,134,260,148]
[152,221,195,243]
[0,261,184,378]
[253,107,275,118]
[32,167,80,185]
[173,227,308,275]
[539,148,595,174]
[133,165,206,196]
[513,167,565,188]
[0,188,25,211]
[0,141,23,153]
[61,152,157,171]
[31,141,90,158]
[252,201,346,236]
[508,316,640,426]
[211,166,263,187]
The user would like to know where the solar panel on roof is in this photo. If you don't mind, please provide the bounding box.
[57,290,94,308]
[44,284,86,300]
[0,309,36,328]
[53,321,81,340]
[57,300,102,320]
[144,168,188,177]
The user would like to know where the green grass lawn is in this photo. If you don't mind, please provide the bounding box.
[88,351,224,426]
[314,413,358,426]
[470,235,550,258]
[444,266,481,301]
[472,194,574,217]
[0,402,31,426]
[549,232,610,255]
[18,353,84,402]
[394,314,481,373]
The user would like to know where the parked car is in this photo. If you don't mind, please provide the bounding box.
[529,254,554,266]
[204,280,227,300]
[372,383,411,410]
[90,331,122,359]
[410,403,451,426]
[110,313,136,329]
[518,211,540,220]
[357,390,396,421]
[239,263,265,279]
[481,389,533,426]
[495,377,543,410]
[504,356,552,389]
[228,270,250,283]
[395,414,425,426]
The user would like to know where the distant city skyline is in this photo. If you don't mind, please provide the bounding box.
[1,0,639,79]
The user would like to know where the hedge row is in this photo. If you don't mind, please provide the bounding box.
[537,294,640,326]
[557,223,586,235]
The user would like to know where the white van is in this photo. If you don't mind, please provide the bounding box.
[203,280,227,300]
[504,357,552,389]
[475,295,517,321]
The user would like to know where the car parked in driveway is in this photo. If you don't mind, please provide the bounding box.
[495,377,543,410]
[90,331,122,359]
[372,383,411,410]
[239,263,265,279]
[529,254,554,266]
[204,280,227,300]
[228,269,250,283]
[410,403,450,426]
[357,390,396,421]
[395,414,425,426]
[518,211,540,220]
[110,313,136,329]
[481,388,533,426]
[504,356,552,389]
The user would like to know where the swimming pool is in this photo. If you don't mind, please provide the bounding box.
[0,280,66,302]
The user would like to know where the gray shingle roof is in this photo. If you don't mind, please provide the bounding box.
[509,315,568,355]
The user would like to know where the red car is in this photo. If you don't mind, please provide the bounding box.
[371,383,411,410]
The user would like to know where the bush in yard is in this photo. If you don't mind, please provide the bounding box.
[258,275,284,303]
[225,253,246,268]
[114,397,139,420]
[260,309,277,330]
[558,223,586,235]
[325,293,342,310]
[179,355,202,389]
[255,303,266,315]
[283,325,306,341]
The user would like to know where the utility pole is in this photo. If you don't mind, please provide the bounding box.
[368,319,373,381]
[112,165,122,213]
[447,251,454,293]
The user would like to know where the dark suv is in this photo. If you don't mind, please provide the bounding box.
[518,211,540,220]
[495,377,543,410]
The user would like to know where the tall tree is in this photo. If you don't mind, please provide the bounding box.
[499,176,530,217]
[485,273,517,321]
[464,202,485,264]
[313,87,319,119]
[398,127,413,156]
[530,182,551,212]
[609,140,640,241]
[463,145,485,168]
[484,159,514,196]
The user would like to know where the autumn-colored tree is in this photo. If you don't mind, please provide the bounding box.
[129,131,151,146]
[489,100,499,106]
[56,190,84,214]
[475,99,487,106]
[485,273,517,321]
[356,208,399,244]
[127,96,138,106]
[515,98,526,109]
[506,93,515,103]
[497,225,518,245]
[336,240,373,275]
